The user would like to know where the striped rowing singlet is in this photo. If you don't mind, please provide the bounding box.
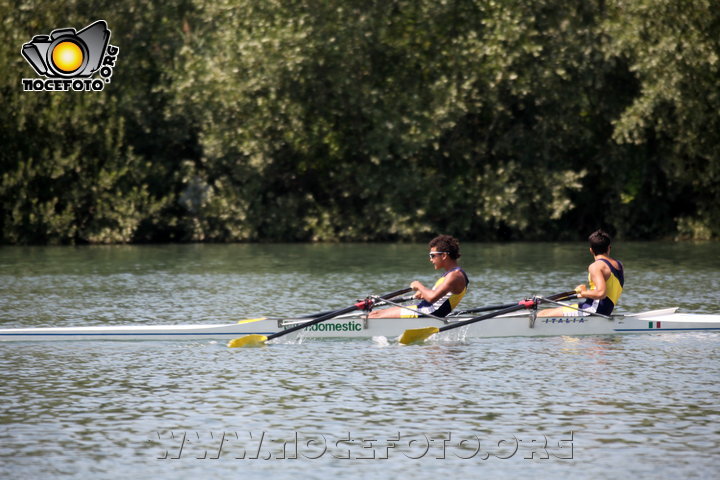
[415,267,469,317]
[580,258,624,315]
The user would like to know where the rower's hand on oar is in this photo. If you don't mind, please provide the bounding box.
[410,281,424,299]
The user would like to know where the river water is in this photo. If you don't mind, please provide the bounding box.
[0,243,718,479]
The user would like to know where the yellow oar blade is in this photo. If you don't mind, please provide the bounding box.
[227,334,268,348]
[399,327,440,345]
[237,317,267,324]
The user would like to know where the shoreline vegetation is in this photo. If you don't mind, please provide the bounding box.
[2,1,718,245]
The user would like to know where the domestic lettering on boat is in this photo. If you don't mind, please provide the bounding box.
[299,321,364,332]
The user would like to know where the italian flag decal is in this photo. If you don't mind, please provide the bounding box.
[648,321,662,329]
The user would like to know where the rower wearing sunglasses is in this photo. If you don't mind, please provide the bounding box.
[369,235,469,319]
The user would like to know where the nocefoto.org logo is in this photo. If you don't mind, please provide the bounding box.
[21,20,119,92]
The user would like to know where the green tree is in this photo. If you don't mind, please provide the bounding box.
[0,0,196,243]
[169,0,594,241]
[1,0,717,243]
[604,0,720,239]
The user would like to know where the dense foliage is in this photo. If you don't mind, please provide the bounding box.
[1,0,718,243]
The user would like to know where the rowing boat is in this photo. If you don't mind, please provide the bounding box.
[1,308,719,342]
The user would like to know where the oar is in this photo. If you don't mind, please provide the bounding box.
[450,291,578,316]
[398,291,576,345]
[228,287,412,348]
[234,295,415,325]
[299,296,416,319]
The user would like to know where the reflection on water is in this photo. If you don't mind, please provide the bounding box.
[0,243,718,479]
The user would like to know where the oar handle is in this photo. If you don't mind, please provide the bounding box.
[302,295,416,318]
[547,291,580,301]
[267,287,412,341]
[377,287,414,300]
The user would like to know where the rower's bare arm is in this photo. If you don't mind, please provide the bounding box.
[411,271,464,304]
[411,280,444,303]
[583,262,607,300]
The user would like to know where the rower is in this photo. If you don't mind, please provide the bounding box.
[539,229,624,317]
[369,235,469,319]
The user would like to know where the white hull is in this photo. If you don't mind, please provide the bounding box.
[1,308,719,342]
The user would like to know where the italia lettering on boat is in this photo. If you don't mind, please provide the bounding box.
[303,321,363,332]
[542,318,586,324]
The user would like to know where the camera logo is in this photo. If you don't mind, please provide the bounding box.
[21,20,119,92]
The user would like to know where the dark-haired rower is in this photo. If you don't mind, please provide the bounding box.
[539,229,624,317]
[369,235,469,318]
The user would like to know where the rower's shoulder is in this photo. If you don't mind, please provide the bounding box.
[448,266,469,277]
[592,257,622,271]
[445,267,469,284]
